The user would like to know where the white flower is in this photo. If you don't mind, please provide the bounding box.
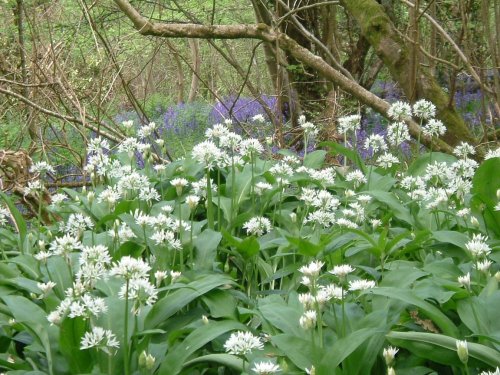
[376,153,399,168]
[37,281,56,297]
[240,138,264,157]
[329,264,355,278]
[108,222,136,243]
[383,346,399,366]
[0,207,10,226]
[133,209,154,227]
[388,101,412,120]
[364,134,387,154]
[137,122,157,138]
[252,361,281,374]
[299,310,317,330]
[255,182,273,195]
[480,368,500,375]
[192,140,223,170]
[24,180,43,195]
[243,217,272,236]
[186,195,200,210]
[453,142,475,159]
[299,261,324,277]
[348,279,376,291]
[223,331,264,355]
[62,213,94,237]
[413,99,436,119]
[119,278,158,314]
[387,122,410,146]
[422,119,446,138]
[30,161,55,175]
[80,326,120,353]
[338,114,361,135]
[252,114,266,123]
[476,260,492,273]
[154,270,168,286]
[336,218,358,229]
[301,120,319,137]
[456,340,468,364]
[49,234,83,258]
[346,170,367,187]
[205,123,230,139]
[110,256,151,280]
[485,148,500,160]
[170,271,182,283]
[50,193,68,206]
[458,273,471,288]
[465,234,491,257]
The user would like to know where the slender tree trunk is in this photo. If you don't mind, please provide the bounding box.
[187,39,200,102]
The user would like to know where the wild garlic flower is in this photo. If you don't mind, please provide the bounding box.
[319,284,344,300]
[387,101,412,120]
[364,134,388,154]
[219,132,242,151]
[192,140,223,170]
[49,234,83,258]
[309,167,336,186]
[413,99,436,119]
[30,161,55,175]
[255,182,273,195]
[299,310,317,330]
[479,368,500,375]
[108,222,136,243]
[348,279,376,291]
[117,171,150,194]
[269,162,294,179]
[252,114,266,123]
[151,230,182,250]
[110,256,151,280]
[299,261,324,277]
[338,114,361,135]
[453,142,475,159]
[24,180,43,195]
[377,153,399,168]
[80,326,120,353]
[240,138,264,157]
[137,122,157,138]
[88,137,110,154]
[0,207,10,226]
[243,217,272,236]
[329,264,355,278]
[119,278,158,315]
[37,281,56,298]
[186,195,200,210]
[79,245,111,268]
[456,340,468,364]
[305,210,336,227]
[457,273,470,288]
[224,331,264,355]
[465,234,491,258]
[98,187,121,207]
[336,218,358,229]
[387,122,410,146]
[62,213,94,237]
[50,193,68,206]
[422,119,446,138]
[139,187,160,203]
[118,137,145,156]
[312,190,340,210]
[485,148,500,160]
[301,120,319,137]
[171,178,189,190]
[476,260,492,273]
[154,270,168,286]
[346,170,367,187]
[205,123,230,139]
[252,361,281,374]
[383,346,399,366]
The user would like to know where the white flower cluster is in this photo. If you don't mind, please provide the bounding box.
[223,331,264,355]
[0,206,10,226]
[243,216,272,236]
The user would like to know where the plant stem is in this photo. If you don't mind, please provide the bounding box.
[123,279,130,375]
[206,170,214,230]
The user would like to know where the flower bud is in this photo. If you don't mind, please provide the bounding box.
[456,340,468,364]
[470,216,479,228]
[202,315,209,325]
[383,346,398,366]
[139,351,155,370]
[387,367,396,375]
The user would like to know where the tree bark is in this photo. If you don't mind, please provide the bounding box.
[187,39,200,102]
[340,0,475,146]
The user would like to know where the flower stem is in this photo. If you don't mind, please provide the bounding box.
[123,279,130,375]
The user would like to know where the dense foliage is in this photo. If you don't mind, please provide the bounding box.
[0,101,499,375]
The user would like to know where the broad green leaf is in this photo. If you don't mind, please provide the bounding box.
[0,191,27,251]
[368,191,414,226]
[158,320,246,375]
[387,331,500,367]
[321,141,366,173]
[183,354,243,371]
[303,150,327,169]
[59,317,92,373]
[286,236,323,257]
[271,334,317,370]
[432,231,469,249]
[146,273,234,329]
[363,287,459,337]
[194,229,222,269]
[471,157,500,236]
[407,152,456,176]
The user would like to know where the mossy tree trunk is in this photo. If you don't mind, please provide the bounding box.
[340,0,476,146]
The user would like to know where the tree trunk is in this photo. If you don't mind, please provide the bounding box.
[340,0,476,146]
[187,39,200,103]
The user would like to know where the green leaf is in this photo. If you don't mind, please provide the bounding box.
[183,354,243,371]
[471,157,500,236]
[194,229,222,270]
[146,273,234,329]
[271,334,317,370]
[0,191,27,250]
[201,289,237,319]
[286,236,323,257]
[59,317,92,373]
[432,231,469,249]
[321,141,366,173]
[407,152,456,176]
[387,331,500,367]
[368,191,414,226]
[303,150,327,169]
[157,320,246,375]
[363,287,459,337]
